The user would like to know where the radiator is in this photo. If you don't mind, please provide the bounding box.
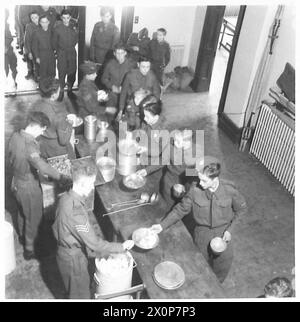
[250,104,295,196]
[165,45,185,72]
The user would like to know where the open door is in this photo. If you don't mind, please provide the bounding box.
[191,6,226,92]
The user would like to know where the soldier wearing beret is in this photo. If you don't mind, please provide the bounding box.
[52,9,78,100]
[77,61,104,118]
[52,164,134,299]
[90,7,120,65]
[150,156,247,283]
[8,111,62,260]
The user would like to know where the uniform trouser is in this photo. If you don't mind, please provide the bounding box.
[5,49,18,80]
[26,55,37,76]
[39,51,56,80]
[57,49,77,90]
[152,63,164,85]
[193,225,233,283]
[13,179,43,253]
[56,246,91,299]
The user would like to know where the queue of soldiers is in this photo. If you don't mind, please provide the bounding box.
[7,6,249,299]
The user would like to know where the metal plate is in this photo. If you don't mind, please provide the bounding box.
[123,173,146,190]
[153,261,185,290]
[132,228,159,250]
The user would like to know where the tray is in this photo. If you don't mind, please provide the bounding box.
[153,261,185,290]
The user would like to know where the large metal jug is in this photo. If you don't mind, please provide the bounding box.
[117,138,139,176]
[84,115,97,142]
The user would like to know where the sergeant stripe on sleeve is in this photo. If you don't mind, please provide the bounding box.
[75,221,89,233]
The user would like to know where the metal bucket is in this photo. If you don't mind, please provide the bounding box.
[94,252,136,300]
[117,139,139,176]
[84,115,97,142]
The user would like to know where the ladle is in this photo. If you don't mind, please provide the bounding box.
[110,192,150,208]
[104,192,159,216]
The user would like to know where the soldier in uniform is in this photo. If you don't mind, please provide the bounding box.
[52,164,134,299]
[127,27,150,63]
[101,43,136,114]
[37,6,59,30]
[5,9,18,92]
[8,111,62,260]
[31,78,75,160]
[32,15,56,81]
[150,156,247,283]
[77,61,104,118]
[148,28,171,85]
[118,56,161,121]
[24,11,40,81]
[90,7,120,65]
[52,9,78,101]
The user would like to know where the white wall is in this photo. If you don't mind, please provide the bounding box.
[188,6,207,70]
[262,5,296,99]
[223,5,277,128]
[132,6,197,66]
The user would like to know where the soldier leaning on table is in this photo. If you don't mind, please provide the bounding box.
[117,56,161,121]
[101,43,136,114]
[52,164,134,299]
[8,111,64,261]
[150,156,247,283]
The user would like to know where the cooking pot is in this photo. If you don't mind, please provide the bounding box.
[117,138,139,176]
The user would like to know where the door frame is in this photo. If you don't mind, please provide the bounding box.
[217,5,247,114]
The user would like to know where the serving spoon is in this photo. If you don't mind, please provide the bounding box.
[104,192,159,216]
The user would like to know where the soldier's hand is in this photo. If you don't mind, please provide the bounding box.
[136,169,147,177]
[36,58,40,64]
[28,53,33,60]
[122,240,135,251]
[222,230,232,242]
[150,224,163,234]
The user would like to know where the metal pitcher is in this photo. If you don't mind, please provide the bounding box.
[84,115,97,142]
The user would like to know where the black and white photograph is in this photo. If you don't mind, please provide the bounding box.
[1,0,297,302]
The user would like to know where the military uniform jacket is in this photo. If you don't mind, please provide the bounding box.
[149,39,171,67]
[119,69,161,112]
[52,23,78,53]
[52,190,124,254]
[161,180,247,232]
[24,22,39,55]
[32,28,55,59]
[126,33,150,60]
[77,78,99,116]
[8,130,60,183]
[37,7,58,29]
[32,99,72,142]
[101,58,136,90]
[90,21,120,62]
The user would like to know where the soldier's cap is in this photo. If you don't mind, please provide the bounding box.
[196,155,220,173]
[80,61,98,75]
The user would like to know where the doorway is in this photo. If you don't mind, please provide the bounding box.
[4,5,80,96]
[192,6,246,112]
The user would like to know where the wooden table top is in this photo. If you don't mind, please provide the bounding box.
[75,135,226,299]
